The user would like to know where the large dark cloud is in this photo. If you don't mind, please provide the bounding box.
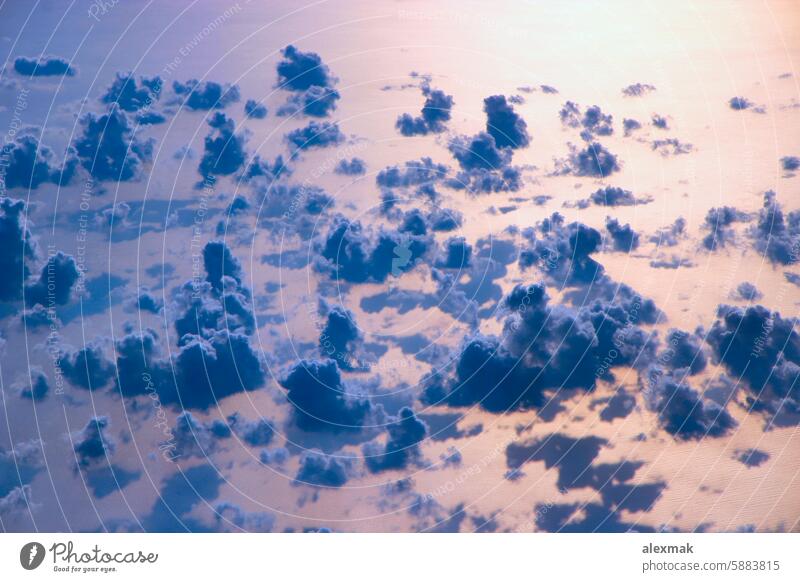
[364,407,427,473]
[173,79,240,110]
[280,359,373,431]
[75,106,154,181]
[101,72,162,112]
[748,191,799,265]
[396,85,454,136]
[707,303,800,418]
[14,55,75,77]
[0,134,77,190]
[199,112,247,178]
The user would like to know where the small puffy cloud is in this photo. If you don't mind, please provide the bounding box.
[244,99,267,119]
[25,251,80,307]
[556,142,620,177]
[173,79,240,110]
[60,342,115,390]
[276,45,335,91]
[294,450,352,487]
[649,217,687,247]
[730,282,762,301]
[622,83,656,97]
[73,416,114,469]
[701,205,748,250]
[729,96,753,110]
[780,155,799,174]
[651,114,669,129]
[278,84,340,117]
[14,55,75,77]
[101,72,162,112]
[651,138,693,156]
[364,407,428,473]
[334,157,366,176]
[436,236,472,269]
[285,121,345,152]
[376,157,448,188]
[199,112,247,178]
[559,102,613,140]
[623,118,642,136]
[605,217,640,252]
[396,85,454,136]
[16,367,49,400]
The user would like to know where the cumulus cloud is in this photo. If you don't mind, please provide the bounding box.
[748,191,800,265]
[294,450,352,487]
[701,205,749,250]
[623,118,642,136]
[334,157,366,176]
[555,142,620,177]
[484,95,530,149]
[649,217,687,247]
[280,359,373,431]
[102,72,162,112]
[285,121,345,152]
[559,102,613,140]
[605,217,640,252]
[651,138,693,156]
[173,79,240,110]
[730,282,762,301]
[589,186,652,207]
[75,106,154,181]
[199,112,247,178]
[16,367,49,400]
[0,134,77,190]
[364,407,427,473]
[276,45,335,91]
[729,96,753,111]
[396,84,454,136]
[376,157,448,189]
[60,342,115,390]
[446,132,523,193]
[25,251,80,307]
[244,99,267,119]
[14,55,75,77]
[707,303,800,419]
[73,416,114,469]
[622,83,656,97]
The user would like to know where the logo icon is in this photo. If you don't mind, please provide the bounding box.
[20,542,46,570]
[391,237,412,278]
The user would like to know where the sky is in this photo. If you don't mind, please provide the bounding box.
[0,0,799,533]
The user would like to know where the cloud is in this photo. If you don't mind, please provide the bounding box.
[622,83,656,97]
[0,134,77,190]
[280,359,373,431]
[707,303,800,418]
[334,157,366,176]
[214,502,275,532]
[645,371,736,439]
[436,236,472,269]
[318,302,365,371]
[75,106,154,181]
[701,205,748,250]
[446,132,523,193]
[376,157,449,188]
[605,217,640,252]
[651,114,669,129]
[364,407,427,473]
[173,79,240,110]
[519,212,604,285]
[227,413,275,446]
[589,186,652,207]
[278,84,341,117]
[171,411,231,458]
[16,367,49,400]
[285,121,345,152]
[556,142,620,177]
[25,251,80,307]
[14,55,75,77]
[730,282,762,301]
[623,118,642,136]
[428,207,463,231]
[0,197,37,302]
[734,448,769,468]
[748,191,800,265]
[101,72,162,112]
[294,450,352,487]
[559,102,613,140]
[781,156,799,173]
[60,342,115,390]
[142,464,223,532]
[484,95,529,149]
[651,138,693,156]
[316,214,430,283]
[73,416,114,469]
[649,217,687,247]
[276,45,335,91]
[396,85,454,136]
[199,112,247,178]
[649,256,695,269]
[729,96,753,110]
[244,99,267,119]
